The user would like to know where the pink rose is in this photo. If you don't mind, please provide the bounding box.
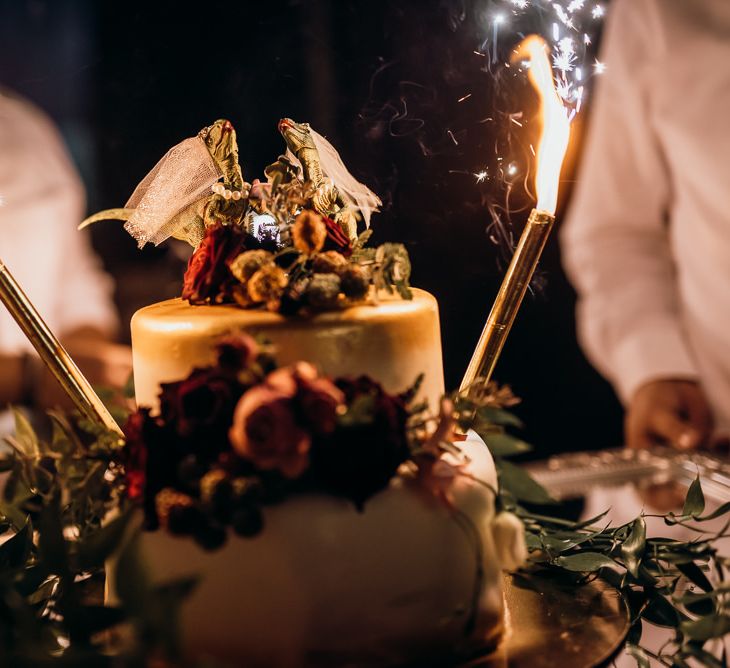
[268,363,345,434]
[229,384,311,479]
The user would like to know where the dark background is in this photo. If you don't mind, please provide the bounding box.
[0,0,623,456]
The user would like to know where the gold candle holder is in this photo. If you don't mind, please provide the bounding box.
[0,259,123,436]
[460,208,555,395]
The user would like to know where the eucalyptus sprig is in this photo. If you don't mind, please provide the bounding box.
[0,410,196,665]
[455,384,730,668]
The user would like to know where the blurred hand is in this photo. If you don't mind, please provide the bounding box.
[35,329,132,412]
[625,379,713,450]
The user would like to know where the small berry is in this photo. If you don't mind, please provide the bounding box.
[232,506,264,538]
[305,273,341,310]
[339,265,370,300]
[155,488,195,531]
[232,477,264,506]
[193,521,227,551]
[312,251,348,275]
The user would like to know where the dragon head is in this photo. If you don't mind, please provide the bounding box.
[199,119,243,189]
[278,118,316,156]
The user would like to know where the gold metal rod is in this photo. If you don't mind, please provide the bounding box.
[460,208,555,394]
[0,259,123,435]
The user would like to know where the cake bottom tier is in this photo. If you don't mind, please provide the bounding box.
[107,432,508,667]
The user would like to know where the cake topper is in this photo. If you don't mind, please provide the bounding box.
[278,118,382,240]
[80,118,408,315]
[79,119,246,248]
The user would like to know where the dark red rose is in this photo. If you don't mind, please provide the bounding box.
[215,333,260,373]
[122,409,151,502]
[229,383,311,479]
[322,216,353,257]
[182,222,248,304]
[159,367,241,443]
[310,376,410,508]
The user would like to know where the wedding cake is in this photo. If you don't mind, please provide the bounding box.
[97,118,526,666]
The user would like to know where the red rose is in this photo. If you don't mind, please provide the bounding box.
[122,409,151,501]
[159,368,240,443]
[322,216,353,257]
[229,383,311,479]
[310,376,410,508]
[182,222,248,303]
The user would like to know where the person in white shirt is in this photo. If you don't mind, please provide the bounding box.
[0,90,130,411]
[561,0,730,450]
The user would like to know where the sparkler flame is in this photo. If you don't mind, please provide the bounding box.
[515,35,571,215]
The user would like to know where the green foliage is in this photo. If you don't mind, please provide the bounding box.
[0,411,194,665]
[455,385,730,668]
[372,243,413,299]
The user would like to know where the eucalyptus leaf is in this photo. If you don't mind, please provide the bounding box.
[77,507,135,571]
[683,476,706,518]
[621,517,646,578]
[26,575,60,606]
[693,501,730,523]
[0,501,30,532]
[9,408,39,459]
[625,643,650,668]
[0,520,31,570]
[676,561,713,593]
[497,460,555,505]
[482,432,533,458]
[122,372,136,400]
[555,552,619,572]
[682,645,725,668]
[642,594,680,628]
[37,497,69,577]
[476,406,524,429]
[680,614,730,642]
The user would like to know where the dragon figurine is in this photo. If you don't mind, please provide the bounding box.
[79,119,248,248]
[277,118,361,241]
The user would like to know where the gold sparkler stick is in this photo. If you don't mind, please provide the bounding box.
[0,259,123,435]
[460,208,554,393]
[461,35,570,396]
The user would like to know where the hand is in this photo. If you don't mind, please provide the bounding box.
[625,379,713,450]
[35,330,132,412]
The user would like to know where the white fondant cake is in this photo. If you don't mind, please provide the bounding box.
[110,287,526,666]
[108,432,520,666]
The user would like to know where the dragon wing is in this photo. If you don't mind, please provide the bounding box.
[287,128,381,228]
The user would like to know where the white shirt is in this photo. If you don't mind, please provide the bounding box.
[561,0,730,431]
[0,91,117,352]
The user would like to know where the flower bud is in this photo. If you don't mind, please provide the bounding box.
[491,511,528,572]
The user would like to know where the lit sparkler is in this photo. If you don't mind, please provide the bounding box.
[461,35,571,393]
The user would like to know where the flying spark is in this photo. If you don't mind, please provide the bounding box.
[592,4,605,19]
[594,59,606,74]
[475,170,489,183]
[458,93,473,102]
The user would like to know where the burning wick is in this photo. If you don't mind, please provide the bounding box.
[0,259,123,435]
[460,35,571,394]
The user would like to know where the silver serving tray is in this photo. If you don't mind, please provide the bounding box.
[524,447,730,503]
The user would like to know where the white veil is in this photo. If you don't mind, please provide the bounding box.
[287,128,381,228]
[123,136,222,247]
